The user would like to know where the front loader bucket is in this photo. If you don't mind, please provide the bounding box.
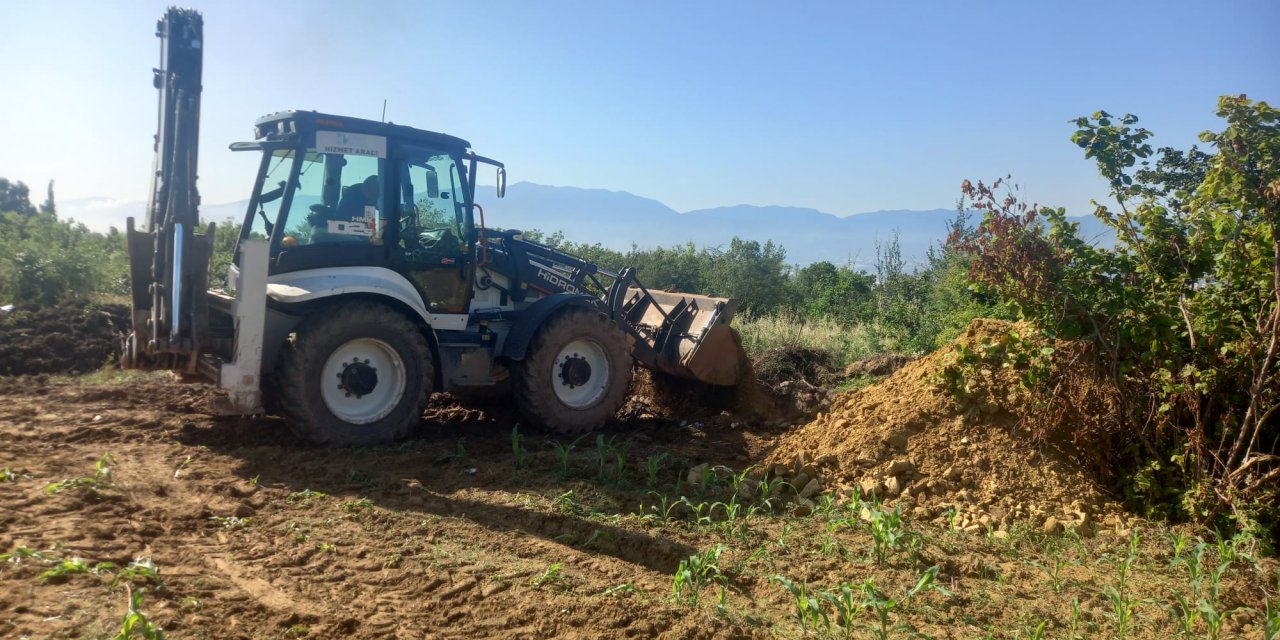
[620,288,743,386]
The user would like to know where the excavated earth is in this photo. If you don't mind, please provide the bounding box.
[0,302,129,376]
[768,319,1129,537]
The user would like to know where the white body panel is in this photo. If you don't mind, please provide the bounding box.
[219,239,268,413]
[265,266,469,330]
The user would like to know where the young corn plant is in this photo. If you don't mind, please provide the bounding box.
[44,452,114,494]
[115,587,167,640]
[39,557,110,582]
[1264,595,1280,640]
[1101,585,1138,638]
[672,545,726,606]
[548,435,587,479]
[529,562,570,590]
[110,557,161,588]
[821,583,863,633]
[645,452,668,489]
[1198,600,1247,640]
[1166,530,1194,566]
[772,576,829,633]
[511,425,529,469]
[861,566,951,640]
[1029,547,1070,593]
[866,503,915,564]
[1165,593,1201,636]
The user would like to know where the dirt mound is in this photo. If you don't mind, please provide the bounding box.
[0,301,129,376]
[753,345,835,386]
[770,318,1128,537]
[842,352,912,378]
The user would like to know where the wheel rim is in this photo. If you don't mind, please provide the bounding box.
[320,338,407,425]
[552,338,610,409]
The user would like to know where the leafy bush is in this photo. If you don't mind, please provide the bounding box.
[955,95,1279,537]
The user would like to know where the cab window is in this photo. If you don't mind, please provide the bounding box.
[397,149,470,257]
[279,152,386,247]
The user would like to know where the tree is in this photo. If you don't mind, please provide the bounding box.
[39,180,56,216]
[0,178,37,216]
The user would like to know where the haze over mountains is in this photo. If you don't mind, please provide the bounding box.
[59,182,1112,268]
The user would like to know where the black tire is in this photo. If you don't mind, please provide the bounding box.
[277,301,433,445]
[514,306,632,433]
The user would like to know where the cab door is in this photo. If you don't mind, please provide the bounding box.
[391,147,475,314]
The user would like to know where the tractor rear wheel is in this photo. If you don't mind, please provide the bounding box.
[277,302,433,445]
[514,306,632,433]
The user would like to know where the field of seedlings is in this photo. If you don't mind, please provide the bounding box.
[1,320,1278,639]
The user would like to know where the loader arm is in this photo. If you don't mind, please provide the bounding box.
[122,8,217,373]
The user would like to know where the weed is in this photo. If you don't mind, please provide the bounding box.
[314,542,335,553]
[552,490,580,516]
[1,546,55,564]
[511,425,529,468]
[44,452,114,494]
[286,489,327,505]
[580,529,611,549]
[210,515,250,529]
[114,587,167,640]
[345,468,374,485]
[172,455,192,479]
[773,576,829,633]
[672,545,726,605]
[179,595,202,611]
[0,466,30,482]
[341,497,374,512]
[39,557,103,582]
[602,583,641,597]
[530,562,569,590]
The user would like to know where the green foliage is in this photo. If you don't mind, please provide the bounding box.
[0,210,129,304]
[956,96,1280,536]
[0,178,38,216]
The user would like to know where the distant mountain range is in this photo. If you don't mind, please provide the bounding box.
[59,182,1113,268]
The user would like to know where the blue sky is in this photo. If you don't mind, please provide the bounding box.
[1,0,1276,219]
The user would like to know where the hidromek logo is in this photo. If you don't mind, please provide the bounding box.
[536,267,580,294]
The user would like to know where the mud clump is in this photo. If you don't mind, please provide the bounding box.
[0,301,129,376]
[771,318,1130,537]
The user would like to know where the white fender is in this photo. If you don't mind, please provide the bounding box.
[265,266,469,330]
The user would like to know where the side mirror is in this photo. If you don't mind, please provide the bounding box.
[496,167,506,198]
[426,169,439,199]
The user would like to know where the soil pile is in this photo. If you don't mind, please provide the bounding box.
[0,301,129,376]
[770,318,1129,537]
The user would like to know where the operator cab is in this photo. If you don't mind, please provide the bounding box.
[230,111,505,313]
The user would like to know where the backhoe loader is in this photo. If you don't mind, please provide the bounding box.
[123,8,743,445]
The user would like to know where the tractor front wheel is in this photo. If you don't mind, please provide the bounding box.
[514,306,632,433]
